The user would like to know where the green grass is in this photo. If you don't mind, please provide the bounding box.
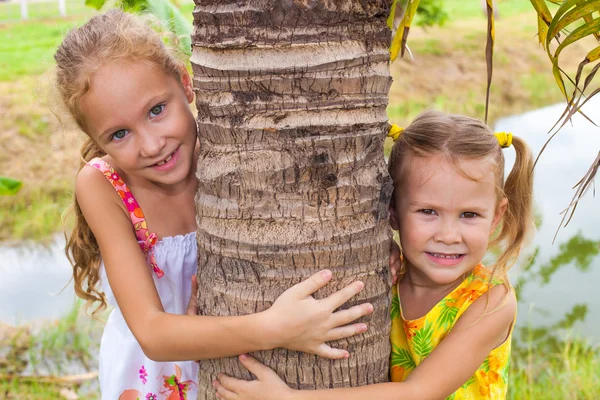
[0,15,96,81]
[0,0,90,22]
[0,183,73,242]
[1,301,104,399]
[509,338,600,400]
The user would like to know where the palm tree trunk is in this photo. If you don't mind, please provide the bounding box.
[191,1,394,397]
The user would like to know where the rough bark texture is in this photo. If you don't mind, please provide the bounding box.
[192,1,394,398]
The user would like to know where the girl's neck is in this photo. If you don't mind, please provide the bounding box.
[398,265,474,320]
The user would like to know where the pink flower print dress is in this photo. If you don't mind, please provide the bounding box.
[87,158,198,399]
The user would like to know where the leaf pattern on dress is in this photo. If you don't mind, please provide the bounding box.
[390,291,400,320]
[391,343,417,370]
[437,298,459,330]
[412,321,434,360]
[390,264,514,399]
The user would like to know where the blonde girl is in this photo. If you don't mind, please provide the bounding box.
[213,109,535,400]
[58,10,374,399]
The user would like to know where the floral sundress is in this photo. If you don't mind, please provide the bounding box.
[390,264,514,399]
[87,158,199,399]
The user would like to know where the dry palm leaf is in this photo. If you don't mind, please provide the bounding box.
[388,0,421,61]
[530,0,600,236]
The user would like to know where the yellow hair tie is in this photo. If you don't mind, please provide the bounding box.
[494,132,513,148]
[388,124,404,142]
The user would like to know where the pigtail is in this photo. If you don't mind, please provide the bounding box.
[64,138,107,316]
[491,135,535,277]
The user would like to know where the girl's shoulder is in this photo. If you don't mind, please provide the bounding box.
[76,157,130,220]
[467,263,507,288]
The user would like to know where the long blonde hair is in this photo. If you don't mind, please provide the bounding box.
[57,9,186,314]
[388,109,534,288]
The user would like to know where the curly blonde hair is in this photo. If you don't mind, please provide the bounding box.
[57,9,186,314]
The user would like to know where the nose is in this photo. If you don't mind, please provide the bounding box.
[433,217,461,245]
[138,130,166,159]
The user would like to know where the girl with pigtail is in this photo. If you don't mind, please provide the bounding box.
[214,109,535,400]
[58,10,377,399]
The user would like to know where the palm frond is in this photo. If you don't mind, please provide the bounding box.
[484,0,496,123]
[389,0,421,61]
[530,0,600,236]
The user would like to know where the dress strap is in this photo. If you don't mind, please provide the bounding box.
[86,158,165,278]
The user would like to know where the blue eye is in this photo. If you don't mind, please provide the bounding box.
[112,129,129,141]
[150,104,165,118]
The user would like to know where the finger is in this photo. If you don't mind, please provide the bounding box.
[288,270,333,298]
[330,303,373,327]
[322,280,365,310]
[238,354,275,381]
[313,343,350,360]
[325,322,369,342]
[214,379,237,399]
[218,373,245,393]
[186,275,199,316]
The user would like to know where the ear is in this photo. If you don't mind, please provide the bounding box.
[389,189,400,231]
[492,197,508,231]
[178,65,194,104]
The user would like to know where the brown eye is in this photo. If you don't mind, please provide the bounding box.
[462,212,477,219]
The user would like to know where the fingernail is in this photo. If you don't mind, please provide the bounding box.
[357,281,364,289]
[240,354,247,360]
[344,352,350,359]
[368,304,374,312]
[360,323,368,332]
[321,270,332,279]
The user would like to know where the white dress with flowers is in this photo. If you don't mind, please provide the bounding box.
[88,158,198,400]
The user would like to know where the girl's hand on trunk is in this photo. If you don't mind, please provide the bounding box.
[214,355,296,400]
[264,269,373,359]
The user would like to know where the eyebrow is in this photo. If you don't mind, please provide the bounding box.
[97,93,168,141]
[409,202,489,212]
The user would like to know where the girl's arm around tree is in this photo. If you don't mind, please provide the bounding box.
[214,284,517,400]
[76,167,374,362]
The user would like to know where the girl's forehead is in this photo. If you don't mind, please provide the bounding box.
[404,153,497,187]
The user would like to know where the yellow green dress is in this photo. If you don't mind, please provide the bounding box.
[390,264,513,399]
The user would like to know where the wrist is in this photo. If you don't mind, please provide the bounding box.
[255,309,282,351]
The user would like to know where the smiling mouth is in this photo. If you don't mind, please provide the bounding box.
[427,252,464,259]
[154,149,177,166]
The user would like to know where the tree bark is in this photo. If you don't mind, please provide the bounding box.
[191,1,394,398]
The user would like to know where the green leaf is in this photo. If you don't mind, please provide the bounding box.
[412,321,434,359]
[0,176,23,196]
[391,343,417,370]
[437,300,459,330]
[390,291,400,319]
[85,0,106,10]
[144,0,192,56]
[390,0,421,61]
[461,376,476,389]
